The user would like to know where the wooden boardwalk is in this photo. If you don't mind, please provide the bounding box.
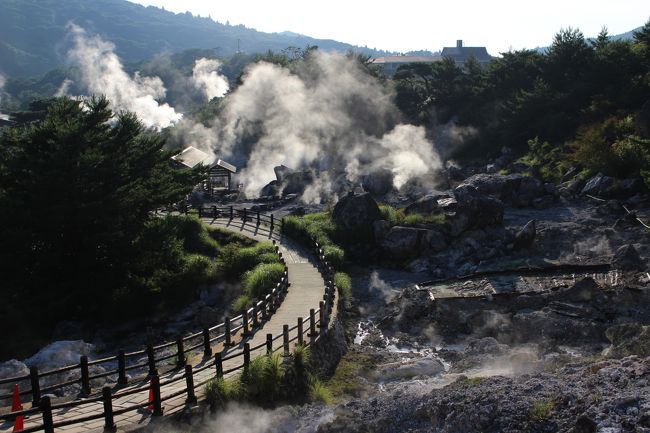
[0,218,329,433]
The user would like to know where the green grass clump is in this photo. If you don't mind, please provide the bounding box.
[309,377,333,405]
[529,398,555,421]
[220,242,278,277]
[379,205,445,228]
[334,272,352,299]
[204,377,242,410]
[243,262,285,298]
[323,245,345,268]
[231,294,251,312]
[326,350,376,399]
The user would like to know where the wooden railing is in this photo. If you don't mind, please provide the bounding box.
[0,209,339,433]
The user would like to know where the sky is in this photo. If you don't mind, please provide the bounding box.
[130,0,649,55]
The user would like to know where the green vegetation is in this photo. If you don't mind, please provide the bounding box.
[529,398,556,421]
[242,263,285,299]
[392,23,650,181]
[379,205,445,227]
[326,350,376,399]
[220,242,278,277]
[204,345,332,409]
[334,272,352,299]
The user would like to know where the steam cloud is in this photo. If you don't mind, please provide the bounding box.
[67,24,182,130]
[0,73,8,121]
[192,58,229,101]
[211,51,442,198]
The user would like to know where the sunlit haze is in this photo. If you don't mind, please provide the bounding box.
[129,0,649,55]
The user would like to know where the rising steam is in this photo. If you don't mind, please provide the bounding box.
[0,73,7,121]
[212,51,442,198]
[192,58,229,101]
[67,24,182,130]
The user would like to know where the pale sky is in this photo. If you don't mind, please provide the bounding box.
[130,0,649,55]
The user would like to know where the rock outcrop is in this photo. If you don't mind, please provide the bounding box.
[332,192,381,230]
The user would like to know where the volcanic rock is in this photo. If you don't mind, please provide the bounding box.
[332,192,381,230]
[362,168,394,196]
[404,194,441,215]
[612,244,643,270]
[513,220,536,250]
[605,323,650,358]
[380,226,427,258]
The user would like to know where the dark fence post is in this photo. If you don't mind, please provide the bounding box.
[212,205,217,219]
[266,334,273,354]
[224,317,232,346]
[214,353,223,379]
[309,309,316,338]
[256,211,260,226]
[41,396,54,433]
[242,309,251,337]
[243,343,251,367]
[261,298,269,321]
[184,364,197,405]
[297,317,304,346]
[198,206,203,218]
[29,366,41,407]
[269,291,277,313]
[229,206,233,220]
[80,355,91,395]
[203,328,212,358]
[117,350,128,385]
[176,336,186,368]
[283,325,289,356]
[270,214,274,230]
[146,344,156,376]
[252,300,259,328]
[151,371,163,416]
[102,386,116,432]
[319,301,326,335]
[242,208,247,222]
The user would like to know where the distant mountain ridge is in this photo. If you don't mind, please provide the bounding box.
[0,0,390,77]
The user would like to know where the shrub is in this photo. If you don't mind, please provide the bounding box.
[309,377,333,405]
[243,263,285,298]
[220,242,278,277]
[379,205,403,226]
[334,272,352,299]
[323,245,345,268]
[529,398,555,421]
[232,294,251,312]
[204,377,241,410]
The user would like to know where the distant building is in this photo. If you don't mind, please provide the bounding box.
[441,40,493,67]
[171,146,237,193]
[370,55,443,76]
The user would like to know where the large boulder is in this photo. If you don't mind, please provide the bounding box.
[332,192,381,230]
[581,173,617,197]
[612,244,644,270]
[605,323,650,358]
[380,226,427,258]
[260,166,316,197]
[404,194,441,215]
[513,220,536,250]
[449,184,504,236]
[362,168,394,196]
[461,173,547,207]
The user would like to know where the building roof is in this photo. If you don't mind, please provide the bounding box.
[171,146,210,168]
[371,55,443,64]
[214,159,237,173]
[441,46,492,61]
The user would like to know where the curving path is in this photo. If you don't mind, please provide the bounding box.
[0,217,330,433]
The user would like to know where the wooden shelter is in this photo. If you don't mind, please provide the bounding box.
[171,146,237,194]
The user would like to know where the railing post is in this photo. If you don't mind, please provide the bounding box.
[29,366,41,407]
[198,206,203,218]
[151,371,163,416]
[297,317,304,346]
[256,211,260,226]
[102,386,116,432]
[80,355,91,395]
[214,353,223,379]
[229,206,233,220]
[309,309,316,338]
[266,333,273,354]
[184,364,197,405]
[261,298,269,321]
[203,328,212,358]
[319,301,326,335]
[41,396,54,433]
[243,343,251,367]
[242,309,251,337]
[117,350,128,385]
[146,344,156,376]
[270,213,274,230]
[212,205,217,219]
[283,325,289,356]
[176,336,186,368]
[224,317,233,346]
[252,300,259,327]
[269,291,277,313]
[242,207,247,222]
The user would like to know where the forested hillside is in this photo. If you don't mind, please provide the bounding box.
[0,0,388,77]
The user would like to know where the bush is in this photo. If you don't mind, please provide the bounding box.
[323,245,345,268]
[231,294,251,312]
[243,262,285,298]
[204,377,242,410]
[379,205,445,227]
[334,272,352,299]
[309,377,333,405]
[220,242,278,277]
[529,398,555,421]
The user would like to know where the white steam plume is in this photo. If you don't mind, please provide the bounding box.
[192,58,229,101]
[67,24,182,130]
[213,51,442,198]
[54,79,73,97]
[0,73,6,121]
